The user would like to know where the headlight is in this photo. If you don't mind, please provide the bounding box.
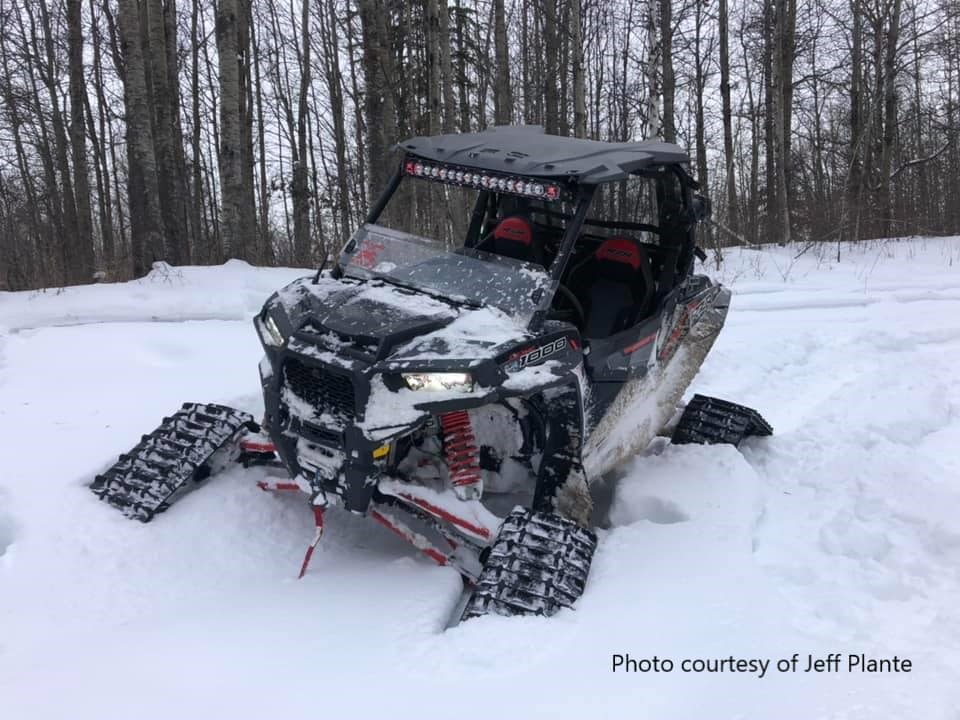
[257,313,287,347]
[402,372,474,393]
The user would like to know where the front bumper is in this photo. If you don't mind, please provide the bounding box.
[260,346,421,513]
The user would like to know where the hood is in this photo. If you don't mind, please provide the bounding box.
[274,275,529,363]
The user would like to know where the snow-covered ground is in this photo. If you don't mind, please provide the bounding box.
[1,239,958,719]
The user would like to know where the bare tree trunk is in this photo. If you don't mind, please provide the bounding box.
[217,0,254,260]
[558,0,570,136]
[117,0,165,276]
[848,0,863,241]
[238,0,259,259]
[251,8,271,262]
[719,0,738,234]
[493,0,511,125]
[910,7,927,233]
[693,0,707,187]
[454,0,472,130]
[543,0,559,134]
[879,0,902,237]
[90,0,116,270]
[425,0,441,136]
[762,0,777,241]
[571,0,586,137]
[358,0,396,202]
[103,1,131,259]
[165,0,192,261]
[292,0,312,265]
[947,20,960,233]
[741,20,761,243]
[809,33,828,238]
[67,0,95,283]
[660,0,675,143]
[438,0,457,133]
[644,0,661,139]
[189,0,206,260]
[146,0,189,265]
[779,0,796,238]
[770,0,795,245]
[522,1,532,124]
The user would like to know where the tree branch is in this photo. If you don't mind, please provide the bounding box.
[890,140,952,180]
[710,218,760,248]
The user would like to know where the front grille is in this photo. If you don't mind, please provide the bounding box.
[303,420,342,445]
[284,357,356,426]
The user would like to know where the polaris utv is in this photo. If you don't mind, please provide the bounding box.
[91,126,771,621]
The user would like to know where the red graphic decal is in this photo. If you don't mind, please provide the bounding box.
[353,238,386,269]
[623,333,656,355]
[397,492,492,540]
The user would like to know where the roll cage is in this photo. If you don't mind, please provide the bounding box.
[346,143,707,335]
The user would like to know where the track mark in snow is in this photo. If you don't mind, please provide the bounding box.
[735,295,878,312]
[868,326,960,353]
[892,290,960,304]
[7,312,251,333]
[734,286,960,315]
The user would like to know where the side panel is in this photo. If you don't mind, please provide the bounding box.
[582,279,730,478]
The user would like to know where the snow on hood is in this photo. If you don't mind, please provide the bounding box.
[342,282,453,317]
[274,274,529,364]
[387,304,530,365]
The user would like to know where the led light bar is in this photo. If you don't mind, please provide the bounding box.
[403,158,563,202]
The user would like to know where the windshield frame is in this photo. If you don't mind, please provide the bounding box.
[347,159,596,331]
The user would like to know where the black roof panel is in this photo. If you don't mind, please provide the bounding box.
[397,125,689,183]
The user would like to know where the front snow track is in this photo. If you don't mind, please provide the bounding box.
[461,508,597,620]
[671,393,773,447]
[89,403,254,521]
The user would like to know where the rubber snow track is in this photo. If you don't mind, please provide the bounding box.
[2,246,960,720]
[90,402,253,521]
[462,508,597,619]
[671,393,773,446]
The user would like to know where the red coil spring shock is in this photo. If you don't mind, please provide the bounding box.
[439,410,482,497]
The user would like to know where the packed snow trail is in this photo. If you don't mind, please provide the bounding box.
[1,240,959,719]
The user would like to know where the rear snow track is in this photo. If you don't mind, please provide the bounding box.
[1,242,959,719]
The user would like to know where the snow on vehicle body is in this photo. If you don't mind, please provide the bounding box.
[92,126,771,621]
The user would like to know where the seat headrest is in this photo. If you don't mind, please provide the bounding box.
[595,236,642,271]
[493,216,534,246]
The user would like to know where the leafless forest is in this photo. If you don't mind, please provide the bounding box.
[0,0,958,290]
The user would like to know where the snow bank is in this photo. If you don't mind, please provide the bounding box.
[0,260,309,332]
[714,234,960,308]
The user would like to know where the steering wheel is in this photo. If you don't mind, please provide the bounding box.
[548,283,586,328]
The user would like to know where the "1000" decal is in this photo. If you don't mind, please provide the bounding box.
[505,337,568,372]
